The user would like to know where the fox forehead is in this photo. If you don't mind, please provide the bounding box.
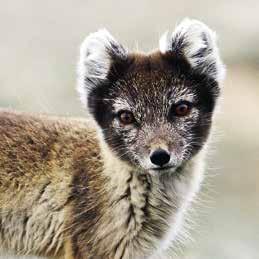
[115,51,184,84]
[109,52,197,110]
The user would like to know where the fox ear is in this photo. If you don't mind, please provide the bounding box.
[77,29,127,107]
[159,18,225,83]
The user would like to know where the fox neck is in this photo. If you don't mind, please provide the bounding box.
[97,134,198,258]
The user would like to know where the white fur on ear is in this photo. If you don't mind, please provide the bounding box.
[77,29,127,107]
[159,18,225,83]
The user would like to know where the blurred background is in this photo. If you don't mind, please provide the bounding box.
[0,1,258,258]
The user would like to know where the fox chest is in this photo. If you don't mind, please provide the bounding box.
[94,173,178,259]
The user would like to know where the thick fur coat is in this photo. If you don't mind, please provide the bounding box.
[0,19,225,259]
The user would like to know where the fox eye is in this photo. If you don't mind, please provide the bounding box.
[172,101,193,117]
[117,110,135,125]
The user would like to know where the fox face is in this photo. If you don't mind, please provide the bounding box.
[77,19,225,173]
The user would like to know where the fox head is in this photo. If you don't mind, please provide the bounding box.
[77,18,225,173]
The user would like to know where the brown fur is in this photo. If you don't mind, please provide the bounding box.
[0,109,101,258]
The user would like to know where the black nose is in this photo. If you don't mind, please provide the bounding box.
[150,149,170,167]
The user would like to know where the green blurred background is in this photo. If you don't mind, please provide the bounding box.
[0,1,258,258]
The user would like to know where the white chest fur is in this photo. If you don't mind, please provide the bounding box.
[97,146,204,259]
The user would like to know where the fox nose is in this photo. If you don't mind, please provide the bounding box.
[150,149,170,167]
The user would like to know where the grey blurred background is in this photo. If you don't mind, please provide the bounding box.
[0,0,258,258]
